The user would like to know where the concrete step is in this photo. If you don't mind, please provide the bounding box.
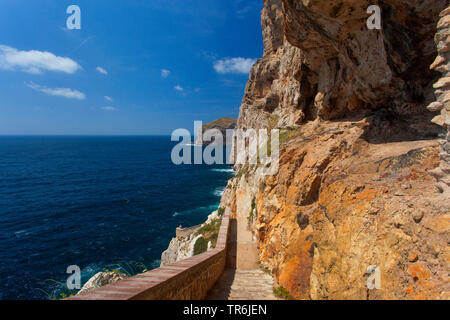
[206,268,278,300]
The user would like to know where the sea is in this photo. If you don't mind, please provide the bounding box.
[0,136,234,299]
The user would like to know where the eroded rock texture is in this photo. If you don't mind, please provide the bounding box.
[239,0,447,128]
[224,120,449,299]
[225,0,449,300]
[77,272,128,295]
[160,211,220,266]
[428,6,450,197]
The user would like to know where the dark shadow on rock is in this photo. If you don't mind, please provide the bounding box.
[326,108,443,144]
[206,218,237,300]
[226,218,238,268]
[360,108,442,144]
[206,269,236,300]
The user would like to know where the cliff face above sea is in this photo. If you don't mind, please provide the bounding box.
[219,0,449,300]
[240,0,447,129]
[195,117,237,145]
[160,210,222,266]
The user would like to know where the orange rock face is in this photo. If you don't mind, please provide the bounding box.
[218,0,450,300]
[221,118,449,299]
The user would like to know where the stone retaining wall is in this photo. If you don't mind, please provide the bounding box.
[428,6,450,197]
[67,209,230,300]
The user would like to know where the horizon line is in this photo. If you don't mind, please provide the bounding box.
[0,134,175,137]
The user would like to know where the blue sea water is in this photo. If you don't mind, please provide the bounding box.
[0,136,233,300]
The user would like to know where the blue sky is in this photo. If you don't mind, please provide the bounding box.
[0,0,263,135]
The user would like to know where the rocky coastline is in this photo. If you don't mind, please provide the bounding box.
[79,0,449,300]
[160,209,224,266]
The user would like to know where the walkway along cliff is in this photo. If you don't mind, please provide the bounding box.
[219,0,449,300]
[70,0,449,300]
[68,210,231,299]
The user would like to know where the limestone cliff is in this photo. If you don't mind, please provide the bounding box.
[220,0,449,300]
[77,271,128,295]
[160,210,221,266]
[160,232,203,266]
[195,117,237,145]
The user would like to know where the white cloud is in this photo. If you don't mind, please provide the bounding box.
[27,82,85,100]
[213,57,256,74]
[0,45,81,74]
[101,106,116,111]
[96,66,108,75]
[161,69,171,78]
[174,85,184,91]
[236,6,252,18]
[104,96,113,102]
[235,1,260,19]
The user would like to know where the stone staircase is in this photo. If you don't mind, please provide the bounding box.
[207,206,278,300]
[207,268,278,300]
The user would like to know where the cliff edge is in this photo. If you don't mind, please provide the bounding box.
[195,117,237,145]
[218,0,449,300]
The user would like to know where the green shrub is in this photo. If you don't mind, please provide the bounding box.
[261,266,271,275]
[235,165,249,178]
[279,128,301,145]
[217,207,225,216]
[52,292,75,300]
[209,233,218,243]
[195,217,222,250]
[248,198,256,223]
[193,237,208,256]
[197,218,221,235]
[102,268,121,274]
[273,286,293,300]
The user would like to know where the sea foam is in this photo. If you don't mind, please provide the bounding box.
[211,168,235,173]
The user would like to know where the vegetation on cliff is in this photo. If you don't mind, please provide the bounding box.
[218,0,450,300]
[194,217,222,255]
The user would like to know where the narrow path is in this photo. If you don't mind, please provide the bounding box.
[207,269,277,300]
[207,208,278,300]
